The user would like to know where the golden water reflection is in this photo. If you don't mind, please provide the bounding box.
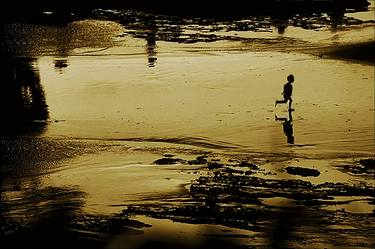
[1,8,374,248]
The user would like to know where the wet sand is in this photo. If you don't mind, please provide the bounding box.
[1,3,375,249]
[316,41,375,63]
[2,139,374,248]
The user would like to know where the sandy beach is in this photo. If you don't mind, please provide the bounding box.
[1,1,374,249]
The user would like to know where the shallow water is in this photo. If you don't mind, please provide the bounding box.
[2,9,372,157]
[38,51,374,155]
[1,5,375,248]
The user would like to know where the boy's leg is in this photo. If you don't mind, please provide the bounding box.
[276,99,287,106]
[288,98,293,110]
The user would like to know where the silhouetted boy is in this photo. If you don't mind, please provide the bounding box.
[275,74,294,110]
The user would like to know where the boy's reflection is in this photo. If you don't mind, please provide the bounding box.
[275,110,294,144]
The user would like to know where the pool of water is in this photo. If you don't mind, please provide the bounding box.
[1,6,374,248]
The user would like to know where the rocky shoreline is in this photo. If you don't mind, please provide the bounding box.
[2,151,374,248]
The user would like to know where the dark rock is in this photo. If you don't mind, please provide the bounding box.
[237,161,259,170]
[245,171,253,175]
[153,157,185,165]
[224,168,245,174]
[359,159,375,169]
[163,153,175,158]
[286,166,320,177]
[188,155,208,165]
[207,162,223,169]
[336,158,375,175]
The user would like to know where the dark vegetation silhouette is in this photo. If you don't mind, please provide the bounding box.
[0,45,49,135]
[0,0,371,22]
[0,26,49,245]
[144,16,158,67]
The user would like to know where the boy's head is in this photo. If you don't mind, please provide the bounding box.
[287,74,294,83]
